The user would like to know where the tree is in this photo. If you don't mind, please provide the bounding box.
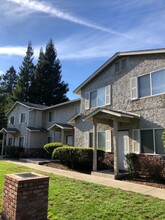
[15,41,35,102]
[2,66,18,95]
[33,39,69,105]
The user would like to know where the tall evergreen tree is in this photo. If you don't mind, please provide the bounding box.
[15,41,35,102]
[2,66,18,95]
[34,39,69,105]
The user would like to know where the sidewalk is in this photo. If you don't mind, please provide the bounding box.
[3,159,165,200]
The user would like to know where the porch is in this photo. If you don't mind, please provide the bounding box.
[48,123,74,145]
[83,108,140,179]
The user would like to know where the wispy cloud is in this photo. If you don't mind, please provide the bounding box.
[7,0,130,39]
[0,70,4,76]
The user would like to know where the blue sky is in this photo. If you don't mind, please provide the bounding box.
[1,0,165,99]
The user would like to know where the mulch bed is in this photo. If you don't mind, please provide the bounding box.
[45,162,165,189]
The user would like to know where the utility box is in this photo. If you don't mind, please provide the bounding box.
[2,172,49,220]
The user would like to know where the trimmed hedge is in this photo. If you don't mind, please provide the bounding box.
[126,153,165,181]
[43,142,63,155]
[5,146,24,158]
[52,146,107,170]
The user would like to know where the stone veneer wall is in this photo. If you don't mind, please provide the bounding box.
[2,173,49,220]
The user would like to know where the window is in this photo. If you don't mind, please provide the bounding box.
[19,137,24,147]
[141,130,154,153]
[89,85,111,108]
[8,138,13,146]
[98,132,106,151]
[134,69,165,99]
[75,104,80,114]
[89,132,93,148]
[138,74,150,98]
[152,69,165,95]
[20,113,26,123]
[140,129,164,154]
[10,116,15,125]
[48,112,54,122]
[115,59,127,73]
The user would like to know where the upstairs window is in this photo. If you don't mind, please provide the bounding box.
[121,59,127,70]
[20,113,26,123]
[115,62,120,73]
[48,111,54,122]
[10,116,15,125]
[86,85,111,109]
[75,104,80,114]
[131,68,165,100]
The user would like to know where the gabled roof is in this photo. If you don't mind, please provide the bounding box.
[48,123,74,130]
[83,108,140,122]
[6,101,48,116]
[0,128,20,133]
[68,113,81,124]
[74,48,165,94]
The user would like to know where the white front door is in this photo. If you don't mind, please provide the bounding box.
[118,131,129,171]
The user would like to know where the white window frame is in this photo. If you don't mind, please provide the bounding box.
[89,85,111,109]
[20,112,26,123]
[133,68,165,100]
[139,128,165,155]
[10,115,15,125]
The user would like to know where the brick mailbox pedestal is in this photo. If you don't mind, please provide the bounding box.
[2,172,49,220]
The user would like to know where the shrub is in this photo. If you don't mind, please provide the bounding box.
[52,147,105,170]
[126,153,165,181]
[5,146,24,158]
[43,142,63,155]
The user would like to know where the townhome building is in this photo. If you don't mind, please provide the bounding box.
[0,48,164,177]
[0,99,80,157]
[72,48,165,176]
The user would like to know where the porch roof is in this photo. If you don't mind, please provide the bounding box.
[48,123,74,131]
[0,128,20,133]
[68,113,81,124]
[26,127,48,132]
[83,108,140,122]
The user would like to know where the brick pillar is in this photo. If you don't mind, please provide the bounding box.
[2,173,49,220]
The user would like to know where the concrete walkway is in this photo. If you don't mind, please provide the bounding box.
[2,159,165,200]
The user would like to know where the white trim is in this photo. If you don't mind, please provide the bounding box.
[130,77,138,100]
[85,92,90,110]
[132,129,140,154]
[84,132,89,147]
[106,130,112,152]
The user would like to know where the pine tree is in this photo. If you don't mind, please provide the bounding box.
[15,41,35,102]
[2,66,18,95]
[34,39,69,105]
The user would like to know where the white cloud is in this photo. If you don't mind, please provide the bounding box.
[0,46,40,58]
[6,0,130,38]
[0,70,4,76]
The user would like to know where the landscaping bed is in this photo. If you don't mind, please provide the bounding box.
[45,161,165,189]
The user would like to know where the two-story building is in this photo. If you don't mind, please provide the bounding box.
[72,49,165,176]
[0,99,80,157]
[0,48,164,177]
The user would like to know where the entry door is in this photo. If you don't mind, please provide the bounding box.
[118,131,129,171]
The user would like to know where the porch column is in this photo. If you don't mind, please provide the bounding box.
[61,130,65,144]
[113,120,119,179]
[1,133,5,157]
[93,119,98,171]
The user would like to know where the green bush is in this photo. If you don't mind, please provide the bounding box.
[52,147,105,170]
[43,142,63,155]
[125,153,139,177]
[5,146,24,158]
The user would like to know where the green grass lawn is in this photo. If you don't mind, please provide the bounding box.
[0,161,165,220]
